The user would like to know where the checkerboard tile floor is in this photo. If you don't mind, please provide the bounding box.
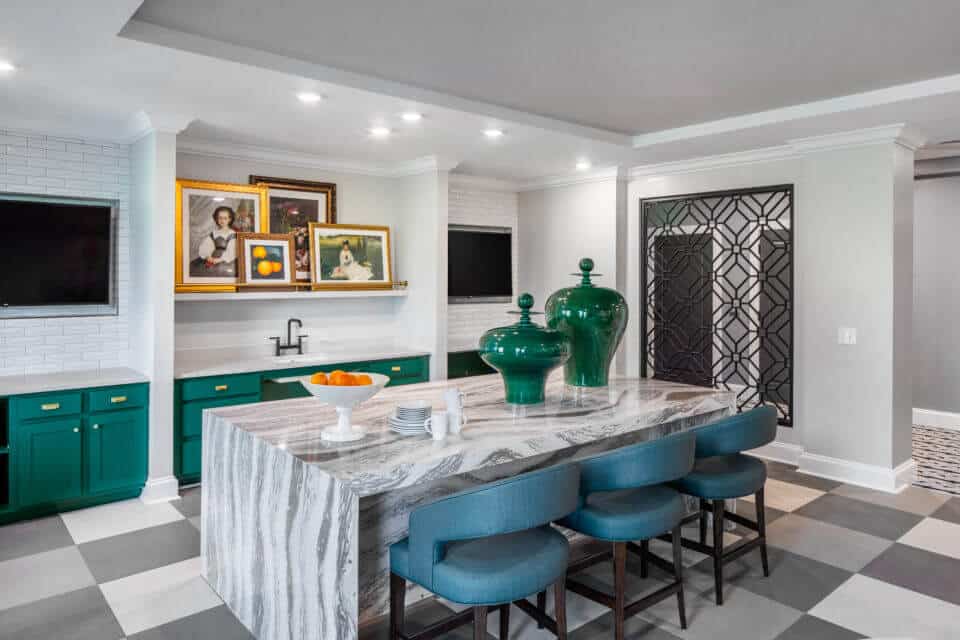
[1,461,959,639]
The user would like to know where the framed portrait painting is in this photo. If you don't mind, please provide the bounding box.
[250,175,336,282]
[236,233,296,287]
[175,180,267,292]
[308,223,392,290]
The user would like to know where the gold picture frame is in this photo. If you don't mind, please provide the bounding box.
[236,232,297,287]
[175,179,268,293]
[308,223,393,290]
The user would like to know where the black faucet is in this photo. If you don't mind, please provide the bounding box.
[270,318,308,356]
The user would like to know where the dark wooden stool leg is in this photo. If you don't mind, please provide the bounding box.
[712,499,725,605]
[474,605,488,640]
[499,604,510,640]
[756,487,770,577]
[389,573,405,640]
[699,498,709,545]
[536,591,546,628]
[554,575,568,640]
[639,539,649,578]
[613,542,627,640]
[671,523,687,629]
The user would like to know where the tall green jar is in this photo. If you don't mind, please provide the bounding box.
[545,258,628,387]
[478,293,571,404]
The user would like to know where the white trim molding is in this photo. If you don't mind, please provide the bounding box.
[788,123,926,154]
[139,475,181,504]
[913,408,960,431]
[797,453,916,494]
[518,165,627,192]
[747,441,803,466]
[449,173,520,192]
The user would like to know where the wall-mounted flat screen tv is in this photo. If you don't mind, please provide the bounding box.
[448,225,512,303]
[0,194,116,315]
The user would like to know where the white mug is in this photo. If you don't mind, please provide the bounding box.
[444,388,467,434]
[424,411,449,441]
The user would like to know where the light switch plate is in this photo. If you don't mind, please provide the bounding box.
[838,327,857,345]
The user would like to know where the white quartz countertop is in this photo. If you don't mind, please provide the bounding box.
[174,343,431,379]
[0,367,149,396]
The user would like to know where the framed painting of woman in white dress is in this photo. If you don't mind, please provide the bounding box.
[308,223,392,290]
[175,180,268,292]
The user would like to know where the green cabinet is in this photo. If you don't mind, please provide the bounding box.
[448,350,496,379]
[85,409,148,495]
[17,418,83,506]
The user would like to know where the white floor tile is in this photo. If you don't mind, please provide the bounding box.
[810,574,960,640]
[0,546,95,611]
[899,517,960,560]
[742,478,823,512]
[99,557,222,636]
[60,498,184,544]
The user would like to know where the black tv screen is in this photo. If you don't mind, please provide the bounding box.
[0,196,114,307]
[448,227,512,300]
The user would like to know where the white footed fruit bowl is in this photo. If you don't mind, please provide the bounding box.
[280,372,390,442]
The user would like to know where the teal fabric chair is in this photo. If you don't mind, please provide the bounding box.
[557,432,696,640]
[389,463,580,640]
[671,405,778,605]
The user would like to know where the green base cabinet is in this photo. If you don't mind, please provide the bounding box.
[447,350,496,379]
[0,383,149,526]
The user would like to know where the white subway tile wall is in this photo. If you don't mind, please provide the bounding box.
[0,130,131,376]
[447,186,519,351]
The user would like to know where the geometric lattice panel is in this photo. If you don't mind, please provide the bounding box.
[641,185,794,426]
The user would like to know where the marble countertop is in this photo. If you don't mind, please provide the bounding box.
[206,373,735,497]
[0,367,149,396]
[174,343,432,379]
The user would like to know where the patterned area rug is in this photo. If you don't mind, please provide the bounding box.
[913,424,960,495]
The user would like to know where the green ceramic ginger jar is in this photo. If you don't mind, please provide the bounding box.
[478,293,571,404]
[545,258,628,387]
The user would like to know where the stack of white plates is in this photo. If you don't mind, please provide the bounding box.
[389,400,432,436]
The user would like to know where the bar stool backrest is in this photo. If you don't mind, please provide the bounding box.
[692,405,778,459]
[576,430,696,496]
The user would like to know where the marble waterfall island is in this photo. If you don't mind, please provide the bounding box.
[201,374,736,640]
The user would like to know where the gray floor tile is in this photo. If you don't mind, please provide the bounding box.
[765,514,892,573]
[78,520,200,583]
[571,609,683,639]
[774,614,865,640]
[690,546,851,612]
[861,542,960,606]
[127,605,253,640]
[172,488,202,519]
[793,493,923,540]
[0,546,95,611]
[0,585,123,640]
[831,483,951,516]
[0,515,74,562]
[359,600,496,640]
[765,461,843,493]
[733,499,787,535]
[930,497,960,525]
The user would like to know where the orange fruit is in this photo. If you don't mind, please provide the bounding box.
[354,374,372,386]
[252,246,267,259]
[329,371,354,386]
[310,372,328,385]
[271,261,283,273]
[256,260,273,276]
[329,369,346,377]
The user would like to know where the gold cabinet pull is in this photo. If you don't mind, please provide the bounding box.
[215,384,229,391]
[92,424,100,430]
[391,366,401,372]
[72,427,80,433]
[110,396,127,404]
[41,402,60,411]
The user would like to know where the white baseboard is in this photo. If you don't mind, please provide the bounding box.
[747,440,803,466]
[913,407,960,431]
[139,475,181,503]
[798,453,916,494]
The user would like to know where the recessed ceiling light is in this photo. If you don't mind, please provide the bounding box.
[401,112,423,123]
[576,160,592,171]
[369,126,391,138]
[213,197,225,202]
[296,92,323,104]
[483,128,504,139]
[0,61,16,73]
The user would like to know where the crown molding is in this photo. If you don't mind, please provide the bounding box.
[389,155,460,177]
[518,166,626,192]
[629,145,796,179]
[126,110,194,143]
[448,173,520,192]
[788,123,926,154]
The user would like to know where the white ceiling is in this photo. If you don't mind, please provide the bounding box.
[2,1,960,182]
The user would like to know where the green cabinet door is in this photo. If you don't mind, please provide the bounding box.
[17,418,83,506]
[85,409,148,495]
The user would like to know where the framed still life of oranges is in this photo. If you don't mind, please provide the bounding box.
[236,233,296,287]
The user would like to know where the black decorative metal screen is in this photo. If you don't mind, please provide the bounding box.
[640,185,794,426]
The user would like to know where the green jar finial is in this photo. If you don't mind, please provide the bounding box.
[579,257,595,286]
[517,293,534,325]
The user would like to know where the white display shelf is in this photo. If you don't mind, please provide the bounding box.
[174,289,409,302]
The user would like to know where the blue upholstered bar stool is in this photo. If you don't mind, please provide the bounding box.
[670,405,778,605]
[557,432,696,640]
[388,463,580,640]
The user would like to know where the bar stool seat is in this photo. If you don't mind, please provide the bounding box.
[673,453,767,500]
[559,485,684,542]
[390,525,570,605]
